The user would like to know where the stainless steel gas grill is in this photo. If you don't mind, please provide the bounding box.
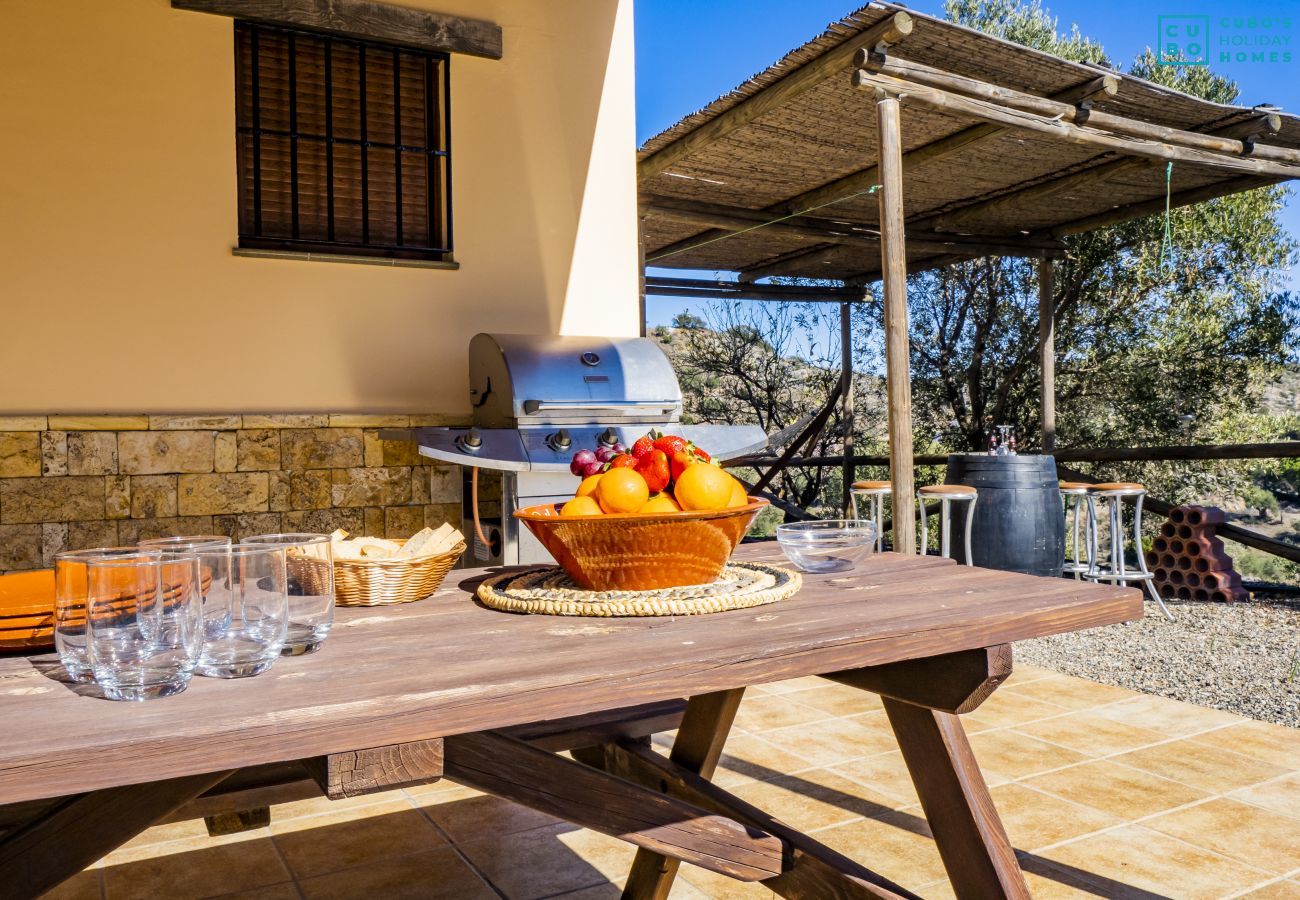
[395,333,768,566]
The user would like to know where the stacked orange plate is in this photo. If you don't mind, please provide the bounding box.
[0,570,56,652]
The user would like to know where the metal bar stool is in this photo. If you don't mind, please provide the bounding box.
[1059,481,1095,580]
[917,484,977,565]
[850,480,891,553]
[1087,482,1174,621]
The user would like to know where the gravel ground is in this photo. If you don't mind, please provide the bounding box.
[1017,595,1300,728]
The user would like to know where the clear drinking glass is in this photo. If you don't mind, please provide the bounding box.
[194,544,288,678]
[138,535,232,551]
[138,536,234,643]
[85,554,203,701]
[241,533,334,655]
[54,547,161,682]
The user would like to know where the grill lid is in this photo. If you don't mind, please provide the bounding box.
[469,333,681,427]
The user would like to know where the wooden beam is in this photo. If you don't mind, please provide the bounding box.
[857,55,1300,164]
[1039,259,1056,453]
[623,690,745,900]
[603,742,919,900]
[638,12,913,181]
[442,731,784,882]
[303,738,443,800]
[644,276,862,303]
[1214,111,1283,149]
[883,700,1030,898]
[876,96,916,555]
[500,699,687,753]
[1050,73,1121,106]
[822,645,1014,714]
[0,770,233,900]
[853,70,1300,179]
[738,244,842,282]
[171,0,502,59]
[1048,175,1280,237]
[841,301,856,516]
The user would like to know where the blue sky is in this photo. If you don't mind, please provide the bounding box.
[634,0,1300,328]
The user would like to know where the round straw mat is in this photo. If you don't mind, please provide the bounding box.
[476,562,801,617]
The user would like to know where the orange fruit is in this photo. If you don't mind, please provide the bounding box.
[575,473,603,498]
[595,467,649,514]
[674,463,735,511]
[640,493,682,514]
[560,496,602,517]
[727,480,748,508]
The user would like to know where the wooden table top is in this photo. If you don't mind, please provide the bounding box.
[0,546,1139,805]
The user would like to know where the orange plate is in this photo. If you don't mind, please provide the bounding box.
[514,498,768,591]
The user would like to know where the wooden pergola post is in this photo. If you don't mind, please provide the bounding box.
[876,94,916,554]
[839,301,854,516]
[1038,258,1056,452]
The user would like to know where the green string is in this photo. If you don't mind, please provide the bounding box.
[1159,161,1174,273]
[646,184,882,264]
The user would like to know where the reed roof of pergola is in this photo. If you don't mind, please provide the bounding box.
[638,1,1300,290]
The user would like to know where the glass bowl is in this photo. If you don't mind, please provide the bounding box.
[776,519,878,573]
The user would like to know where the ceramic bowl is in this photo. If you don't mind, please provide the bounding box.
[514,499,769,591]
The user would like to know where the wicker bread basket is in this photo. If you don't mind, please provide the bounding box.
[291,542,466,608]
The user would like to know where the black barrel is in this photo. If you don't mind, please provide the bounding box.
[943,454,1064,577]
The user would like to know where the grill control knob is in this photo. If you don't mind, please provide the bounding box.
[546,429,572,452]
[457,428,483,453]
[598,427,619,447]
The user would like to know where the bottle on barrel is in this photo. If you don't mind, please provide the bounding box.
[1008,428,1017,456]
[987,427,998,456]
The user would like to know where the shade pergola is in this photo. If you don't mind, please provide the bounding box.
[636,1,1300,553]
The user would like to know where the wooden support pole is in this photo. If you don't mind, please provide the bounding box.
[841,301,856,516]
[823,645,1014,714]
[1038,258,1056,453]
[876,96,916,555]
[638,217,648,337]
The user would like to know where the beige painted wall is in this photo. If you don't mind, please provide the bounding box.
[0,0,640,415]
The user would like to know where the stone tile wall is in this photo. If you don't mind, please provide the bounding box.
[0,415,466,572]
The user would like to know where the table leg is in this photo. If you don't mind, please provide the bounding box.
[621,688,744,900]
[883,699,1030,899]
[0,770,233,900]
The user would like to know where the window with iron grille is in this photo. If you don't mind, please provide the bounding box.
[234,21,452,262]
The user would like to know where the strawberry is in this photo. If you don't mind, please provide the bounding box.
[635,449,671,493]
[654,434,688,457]
[608,453,636,469]
[631,435,655,459]
[670,450,694,483]
[689,443,712,463]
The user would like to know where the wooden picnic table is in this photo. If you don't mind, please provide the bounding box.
[0,546,1140,900]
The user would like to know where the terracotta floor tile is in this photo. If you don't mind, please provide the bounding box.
[554,826,639,884]
[728,767,899,832]
[273,801,446,879]
[420,792,563,843]
[961,691,1072,731]
[1115,740,1290,795]
[760,713,900,766]
[101,827,275,866]
[37,871,101,900]
[1092,694,1245,737]
[917,863,1104,900]
[987,783,1125,851]
[756,675,826,695]
[999,673,1136,711]
[967,729,1089,781]
[1040,824,1272,899]
[781,683,885,718]
[120,816,212,850]
[265,788,410,822]
[456,823,615,900]
[206,884,301,900]
[1240,880,1300,899]
[1145,797,1300,874]
[1023,759,1210,820]
[101,834,290,900]
[732,694,833,733]
[1012,708,1167,757]
[813,811,946,889]
[831,750,925,807]
[711,733,816,788]
[296,846,495,899]
[1230,773,1300,819]
[1003,663,1065,686]
[1190,720,1300,768]
[403,780,482,804]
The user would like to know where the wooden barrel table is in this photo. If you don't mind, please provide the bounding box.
[943,453,1065,577]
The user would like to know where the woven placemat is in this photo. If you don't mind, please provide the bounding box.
[476,561,802,617]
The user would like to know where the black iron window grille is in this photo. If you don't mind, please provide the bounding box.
[235,21,452,261]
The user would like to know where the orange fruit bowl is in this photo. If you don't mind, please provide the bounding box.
[514,498,769,592]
